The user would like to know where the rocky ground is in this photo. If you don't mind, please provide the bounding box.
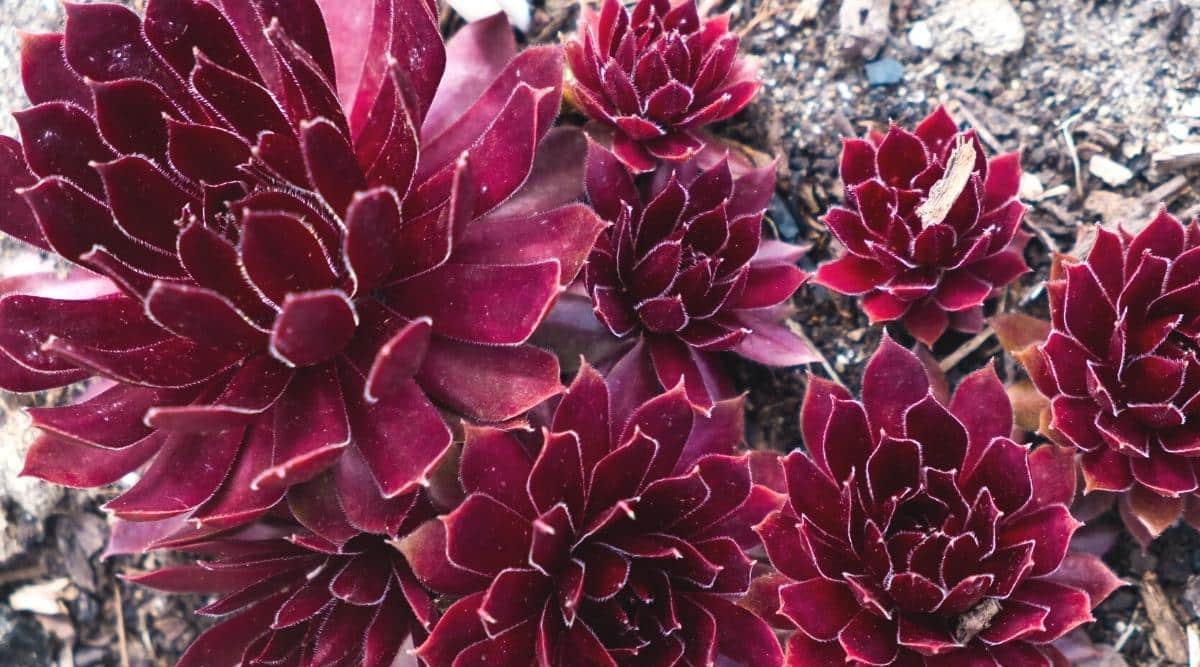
[2,0,1200,664]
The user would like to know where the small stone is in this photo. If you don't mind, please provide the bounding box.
[838,0,891,59]
[1017,172,1043,200]
[767,194,800,243]
[1183,97,1200,118]
[927,0,1025,60]
[908,21,933,49]
[1167,122,1192,141]
[865,58,904,87]
[1122,138,1144,160]
[1087,154,1134,187]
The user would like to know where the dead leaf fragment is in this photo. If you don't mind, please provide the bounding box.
[989,312,1051,354]
[917,139,977,227]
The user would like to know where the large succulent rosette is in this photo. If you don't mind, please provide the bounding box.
[1022,209,1200,544]
[814,107,1030,346]
[756,337,1120,665]
[0,1,603,529]
[578,141,815,409]
[402,363,785,666]
[565,0,760,172]
[127,506,437,667]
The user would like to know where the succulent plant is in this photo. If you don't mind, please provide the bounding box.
[128,504,437,667]
[0,1,603,527]
[1020,209,1200,544]
[756,336,1121,665]
[564,0,760,172]
[814,107,1030,346]
[574,141,815,409]
[402,363,785,666]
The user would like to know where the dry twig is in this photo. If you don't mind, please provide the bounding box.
[787,319,845,388]
[938,327,996,372]
[1059,108,1091,198]
[113,580,130,667]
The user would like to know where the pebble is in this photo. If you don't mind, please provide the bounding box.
[927,0,1026,59]
[908,21,933,49]
[865,58,904,87]
[838,0,890,60]
[1168,121,1192,141]
[1017,172,1044,200]
[1087,154,1134,187]
[767,194,801,243]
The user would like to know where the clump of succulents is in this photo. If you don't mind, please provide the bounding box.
[0,0,1149,665]
[2,0,602,531]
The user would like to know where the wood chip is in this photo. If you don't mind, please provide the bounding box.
[9,578,71,616]
[1144,174,1191,206]
[1152,143,1200,172]
[917,139,977,226]
[1142,572,1189,664]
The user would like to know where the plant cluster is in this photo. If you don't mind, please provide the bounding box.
[4,0,1184,665]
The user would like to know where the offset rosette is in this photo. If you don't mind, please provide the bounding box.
[565,0,760,172]
[0,2,603,528]
[127,506,437,667]
[575,141,814,410]
[757,337,1120,665]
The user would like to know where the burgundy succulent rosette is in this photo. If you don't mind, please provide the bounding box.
[814,107,1030,345]
[1022,209,1200,544]
[756,337,1120,665]
[577,141,815,409]
[402,363,785,666]
[565,0,760,172]
[0,2,603,528]
[127,506,437,667]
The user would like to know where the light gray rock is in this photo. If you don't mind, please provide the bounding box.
[1088,154,1135,187]
[925,0,1027,60]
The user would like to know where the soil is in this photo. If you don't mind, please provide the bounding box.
[1,0,1199,665]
